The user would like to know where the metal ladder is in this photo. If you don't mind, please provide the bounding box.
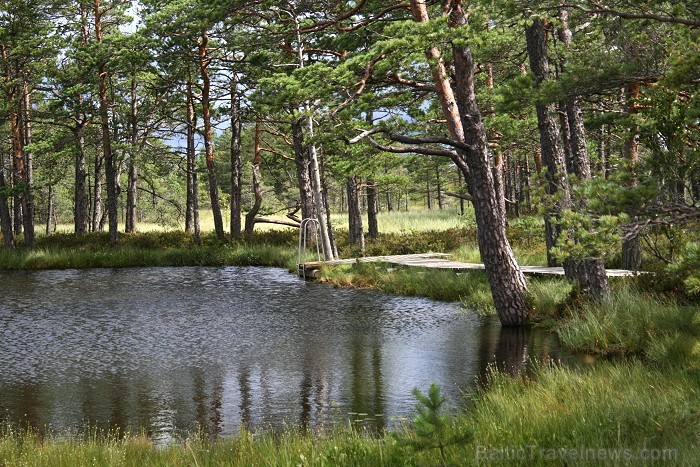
[297,218,326,279]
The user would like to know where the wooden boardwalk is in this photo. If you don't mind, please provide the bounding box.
[298,253,642,278]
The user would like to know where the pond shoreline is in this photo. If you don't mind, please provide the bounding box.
[1,234,698,464]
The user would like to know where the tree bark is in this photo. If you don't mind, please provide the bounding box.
[185,76,200,244]
[307,120,335,260]
[73,122,89,235]
[526,18,572,267]
[229,76,243,238]
[245,120,263,235]
[74,2,90,235]
[534,13,610,298]
[320,151,339,259]
[452,44,530,326]
[95,0,118,245]
[366,179,379,239]
[2,45,22,239]
[46,184,54,235]
[347,174,365,252]
[292,118,315,220]
[0,161,14,248]
[92,153,103,232]
[198,28,225,240]
[125,78,138,234]
[20,80,35,247]
[622,83,642,269]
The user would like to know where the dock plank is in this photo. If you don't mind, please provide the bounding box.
[299,254,644,278]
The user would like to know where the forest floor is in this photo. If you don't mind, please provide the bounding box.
[1,209,699,465]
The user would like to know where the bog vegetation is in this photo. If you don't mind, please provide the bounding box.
[1,0,699,464]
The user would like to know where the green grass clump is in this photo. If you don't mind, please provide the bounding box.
[557,286,700,366]
[0,244,295,270]
[462,361,699,464]
[0,428,396,467]
[321,264,496,313]
[527,277,574,326]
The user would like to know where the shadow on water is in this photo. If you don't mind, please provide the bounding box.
[476,318,567,384]
[0,267,576,440]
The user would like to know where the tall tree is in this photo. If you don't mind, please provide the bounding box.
[350,0,531,324]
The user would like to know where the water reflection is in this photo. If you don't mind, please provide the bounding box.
[0,267,569,439]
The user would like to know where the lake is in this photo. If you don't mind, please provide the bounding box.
[0,266,564,441]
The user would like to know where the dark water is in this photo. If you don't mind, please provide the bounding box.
[0,267,564,440]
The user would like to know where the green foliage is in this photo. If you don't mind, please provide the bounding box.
[469,361,700,463]
[557,285,700,368]
[0,232,296,270]
[396,383,473,465]
[667,242,700,299]
[527,277,573,326]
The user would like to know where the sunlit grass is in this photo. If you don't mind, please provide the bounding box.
[50,208,474,236]
[0,244,296,270]
[557,285,700,366]
[0,427,395,467]
[463,360,699,464]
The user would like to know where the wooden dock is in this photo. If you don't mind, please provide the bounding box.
[298,253,642,278]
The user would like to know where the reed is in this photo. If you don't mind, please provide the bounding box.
[557,285,700,366]
[461,360,698,464]
[0,244,296,270]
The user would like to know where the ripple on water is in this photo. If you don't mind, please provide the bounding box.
[0,266,557,437]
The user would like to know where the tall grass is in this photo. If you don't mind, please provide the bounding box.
[462,360,699,464]
[0,244,296,270]
[0,427,394,467]
[557,286,700,367]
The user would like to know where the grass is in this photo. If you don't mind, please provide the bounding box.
[4,209,700,465]
[0,245,296,270]
[556,285,700,365]
[0,427,394,467]
[462,360,699,465]
[0,229,301,271]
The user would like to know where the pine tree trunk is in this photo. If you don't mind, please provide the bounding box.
[526,18,571,266]
[452,44,530,326]
[366,179,379,239]
[622,83,642,269]
[92,154,103,232]
[347,175,365,251]
[230,76,243,238]
[493,150,507,227]
[0,162,14,248]
[185,78,200,244]
[125,159,137,234]
[411,0,529,325]
[198,29,225,240]
[426,176,431,209]
[307,121,335,260]
[436,164,444,209]
[292,118,315,220]
[46,184,54,236]
[95,0,118,246]
[20,80,35,247]
[74,5,90,235]
[125,79,138,234]
[73,123,89,235]
[244,120,262,235]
